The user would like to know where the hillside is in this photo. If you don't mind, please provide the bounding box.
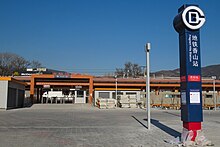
[152,64,220,79]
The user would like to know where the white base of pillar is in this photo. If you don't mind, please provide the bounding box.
[181,128,213,146]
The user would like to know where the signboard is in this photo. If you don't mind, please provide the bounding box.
[190,91,200,104]
[174,4,205,123]
[53,72,71,78]
[75,85,82,90]
[43,85,50,88]
[181,91,186,104]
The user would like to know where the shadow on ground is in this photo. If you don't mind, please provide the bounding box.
[132,116,181,138]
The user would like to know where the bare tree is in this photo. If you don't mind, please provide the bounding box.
[0,52,42,76]
[29,60,42,69]
[115,62,143,78]
[124,62,133,77]
[115,68,124,77]
[132,63,142,78]
[0,53,15,76]
[11,54,30,74]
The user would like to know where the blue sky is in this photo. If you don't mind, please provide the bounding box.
[0,0,219,75]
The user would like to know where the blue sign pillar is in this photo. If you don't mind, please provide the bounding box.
[173,4,205,141]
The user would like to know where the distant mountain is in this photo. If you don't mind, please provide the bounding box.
[151,68,180,78]
[201,64,220,78]
[152,64,220,79]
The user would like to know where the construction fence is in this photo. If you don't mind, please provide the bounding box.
[96,91,220,110]
[143,92,220,110]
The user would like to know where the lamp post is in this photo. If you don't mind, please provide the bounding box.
[115,75,118,107]
[212,76,216,111]
[145,43,151,129]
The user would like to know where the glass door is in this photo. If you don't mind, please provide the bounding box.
[75,90,86,103]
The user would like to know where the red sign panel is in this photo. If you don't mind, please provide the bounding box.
[181,76,186,82]
[180,75,201,82]
[188,75,201,82]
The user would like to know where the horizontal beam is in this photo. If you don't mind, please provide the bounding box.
[36,82,90,86]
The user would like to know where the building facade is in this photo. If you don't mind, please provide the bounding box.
[12,73,220,109]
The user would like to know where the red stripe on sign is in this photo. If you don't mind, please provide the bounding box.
[188,75,201,82]
[181,76,186,82]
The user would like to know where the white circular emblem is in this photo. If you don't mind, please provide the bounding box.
[182,6,205,30]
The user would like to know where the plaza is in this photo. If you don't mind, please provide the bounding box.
[0,104,219,147]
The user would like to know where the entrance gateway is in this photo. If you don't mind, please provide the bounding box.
[30,74,93,104]
[42,89,86,104]
[173,4,212,145]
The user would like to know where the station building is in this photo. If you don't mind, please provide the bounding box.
[0,77,26,109]
[12,72,220,109]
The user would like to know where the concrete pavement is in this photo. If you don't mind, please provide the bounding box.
[0,104,219,147]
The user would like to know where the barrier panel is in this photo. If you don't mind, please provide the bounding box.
[203,93,214,109]
[150,93,162,108]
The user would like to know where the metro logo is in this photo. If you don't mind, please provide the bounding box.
[182,6,205,30]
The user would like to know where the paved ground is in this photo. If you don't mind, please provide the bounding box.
[0,104,219,147]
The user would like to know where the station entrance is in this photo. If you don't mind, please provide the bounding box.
[29,74,93,104]
[41,88,87,104]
